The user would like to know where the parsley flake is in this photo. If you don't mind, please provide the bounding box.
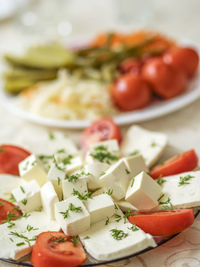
[156,177,166,186]
[90,145,118,164]
[178,175,194,186]
[71,236,80,246]
[128,224,139,232]
[72,189,92,200]
[110,229,128,240]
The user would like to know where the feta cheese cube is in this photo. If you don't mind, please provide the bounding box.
[19,154,47,186]
[47,160,66,200]
[85,194,115,224]
[12,180,42,213]
[125,171,161,210]
[86,139,120,165]
[0,174,23,201]
[161,171,200,208]
[62,175,88,200]
[121,125,168,167]
[99,159,131,200]
[84,162,109,190]
[54,196,90,235]
[123,155,148,178]
[41,182,59,220]
[80,214,156,261]
[117,200,138,212]
[91,187,106,197]
[0,211,60,260]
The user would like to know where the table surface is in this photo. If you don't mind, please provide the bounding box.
[0,0,200,266]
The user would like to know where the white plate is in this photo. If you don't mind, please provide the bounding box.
[1,40,200,129]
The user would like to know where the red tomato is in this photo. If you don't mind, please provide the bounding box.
[80,117,122,152]
[128,209,194,236]
[163,47,199,78]
[0,198,22,224]
[31,232,86,267]
[0,144,31,176]
[150,149,198,179]
[111,74,152,111]
[142,58,187,99]
[119,58,143,75]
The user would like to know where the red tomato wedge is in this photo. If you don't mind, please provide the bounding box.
[128,209,194,236]
[0,144,31,176]
[0,198,22,224]
[150,149,198,179]
[31,232,86,267]
[80,117,122,152]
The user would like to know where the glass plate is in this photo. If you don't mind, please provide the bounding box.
[0,209,199,267]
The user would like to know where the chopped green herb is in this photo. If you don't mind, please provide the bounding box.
[0,201,4,208]
[83,236,90,240]
[157,193,165,202]
[9,238,14,242]
[158,194,173,210]
[72,189,92,200]
[68,203,82,213]
[22,199,28,206]
[20,186,25,193]
[100,171,106,176]
[60,210,69,219]
[65,171,90,183]
[71,236,80,246]
[0,147,4,153]
[114,213,122,222]
[50,236,68,242]
[90,145,118,164]
[106,189,113,196]
[7,221,15,228]
[62,155,73,165]
[9,231,36,246]
[27,224,39,232]
[114,204,118,210]
[129,150,139,156]
[158,160,165,165]
[57,149,66,154]
[178,175,194,186]
[49,131,55,140]
[128,224,139,232]
[151,142,158,147]
[110,229,128,240]
[123,210,132,223]
[125,168,130,174]
[38,154,53,160]
[156,177,166,186]
[53,156,65,171]
[16,242,25,247]
[57,177,61,185]
[131,178,135,187]
[105,217,110,225]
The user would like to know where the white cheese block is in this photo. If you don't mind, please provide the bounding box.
[117,200,138,212]
[54,196,90,235]
[91,187,106,197]
[99,159,130,200]
[121,125,168,167]
[125,172,161,210]
[85,194,115,224]
[41,181,59,220]
[47,161,66,200]
[18,154,47,186]
[0,211,60,260]
[86,139,120,165]
[12,180,42,213]
[62,177,88,200]
[123,155,148,178]
[80,214,156,261]
[161,171,200,208]
[84,162,109,190]
[0,174,23,201]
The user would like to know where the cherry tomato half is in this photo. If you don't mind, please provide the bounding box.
[163,47,199,78]
[142,58,187,99]
[111,74,152,111]
[80,117,122,152]
[0,144,31,176]
[31,232,86,267]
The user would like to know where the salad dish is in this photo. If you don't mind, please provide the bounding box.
[1,31,200,128]
[0,118,199,267]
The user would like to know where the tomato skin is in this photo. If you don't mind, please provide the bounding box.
[119,58,143,75]
[150,149,198,179]
[31,232,86,267]
[163,47,199,78]
[111,74,152,111]
[142,58,187,99]
[80,117,122,152]
[0,198,22,224]
[128,209,194,236]
[0,145,31,176]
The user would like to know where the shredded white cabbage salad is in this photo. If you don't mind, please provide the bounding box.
[18,71,118,120]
